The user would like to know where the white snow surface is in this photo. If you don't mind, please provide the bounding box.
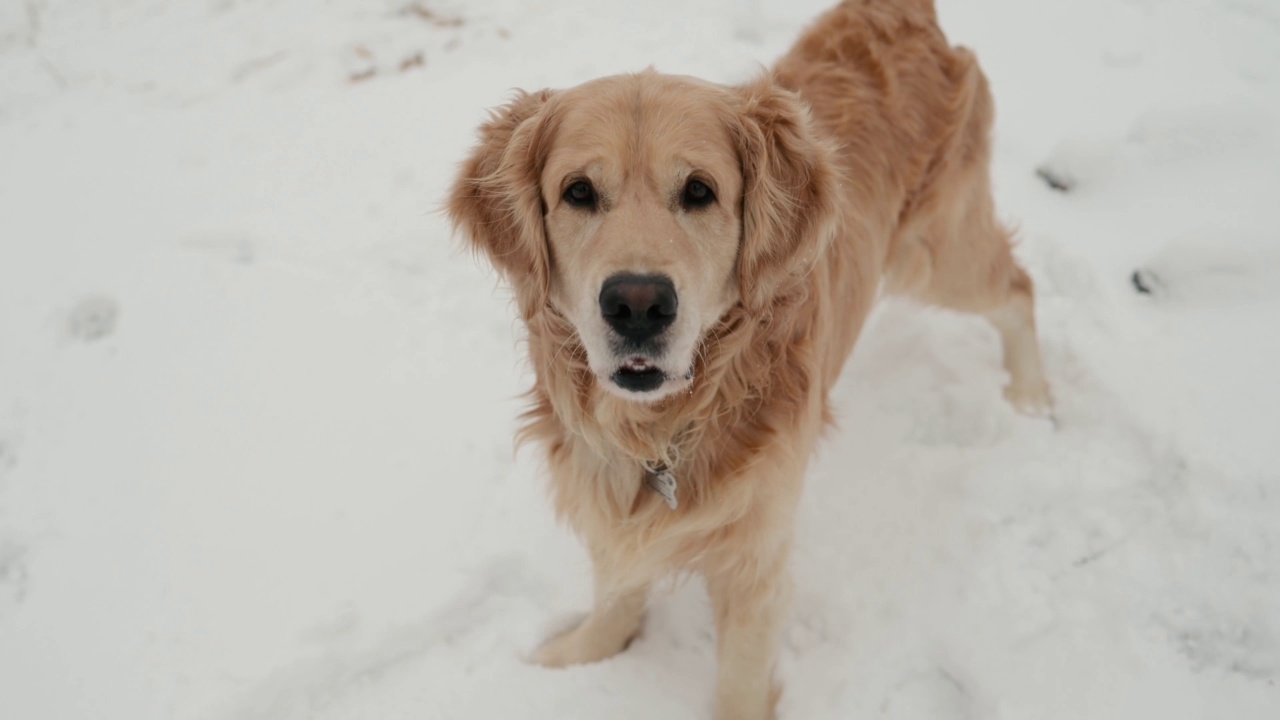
[2,1,1279,718]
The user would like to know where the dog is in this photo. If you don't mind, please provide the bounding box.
[447,1,1050,717]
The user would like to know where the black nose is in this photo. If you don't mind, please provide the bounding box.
[599,273,678,343]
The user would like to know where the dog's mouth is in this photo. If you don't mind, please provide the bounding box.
[611,356,667,393]
[605,356,696,399]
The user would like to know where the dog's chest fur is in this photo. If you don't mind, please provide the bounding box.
[517,309,826,586]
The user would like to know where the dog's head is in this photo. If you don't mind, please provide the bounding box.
[449,72,838,403]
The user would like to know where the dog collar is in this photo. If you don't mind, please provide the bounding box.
[642,459,678,510]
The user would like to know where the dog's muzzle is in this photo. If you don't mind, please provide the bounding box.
[599,273,677,393]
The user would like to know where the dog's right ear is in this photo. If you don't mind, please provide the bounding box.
[447,89,558,318]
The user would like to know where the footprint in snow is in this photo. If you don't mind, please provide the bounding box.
[66,294,119,343]
[1159,606,1279,682]
[229,556,540,720]
[0,538,28,615]
[1034,136,1117,194]
[879,668,974,720]
[1130,239,1280,305]
[1037,101,1272,194]
[0,438,13,475]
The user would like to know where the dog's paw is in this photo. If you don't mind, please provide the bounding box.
[1004,380,1053,418]
[529,619,638,668]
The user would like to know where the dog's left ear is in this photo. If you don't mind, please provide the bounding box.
[732,77,840,312]
[447,89,559,319]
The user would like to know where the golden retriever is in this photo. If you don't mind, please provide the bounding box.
[447,1,1050,717]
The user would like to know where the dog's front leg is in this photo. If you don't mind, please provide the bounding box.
[706,551,790,720]
[531,552,649,668]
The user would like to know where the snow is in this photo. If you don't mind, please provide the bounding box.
[1,0,1278,718]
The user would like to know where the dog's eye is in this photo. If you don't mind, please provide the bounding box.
[681,179,716,210]
[563,180,597,209]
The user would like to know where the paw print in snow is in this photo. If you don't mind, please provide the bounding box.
[66,294,119,343]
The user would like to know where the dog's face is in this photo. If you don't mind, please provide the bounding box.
[540,77,743,401]
[450,72,837,403]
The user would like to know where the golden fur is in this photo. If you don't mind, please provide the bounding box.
[447,2,1049,718]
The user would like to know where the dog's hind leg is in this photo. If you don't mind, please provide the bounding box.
[980,265,1052,414]
[888,169,1051,415]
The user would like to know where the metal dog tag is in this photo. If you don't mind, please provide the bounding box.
[645,465,679,510]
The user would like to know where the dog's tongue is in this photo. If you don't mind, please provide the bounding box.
[622,357,655,372]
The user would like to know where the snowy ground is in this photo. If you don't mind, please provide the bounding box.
[1,0,1278,718]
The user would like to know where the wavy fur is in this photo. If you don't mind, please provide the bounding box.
[446,2,1049,718]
